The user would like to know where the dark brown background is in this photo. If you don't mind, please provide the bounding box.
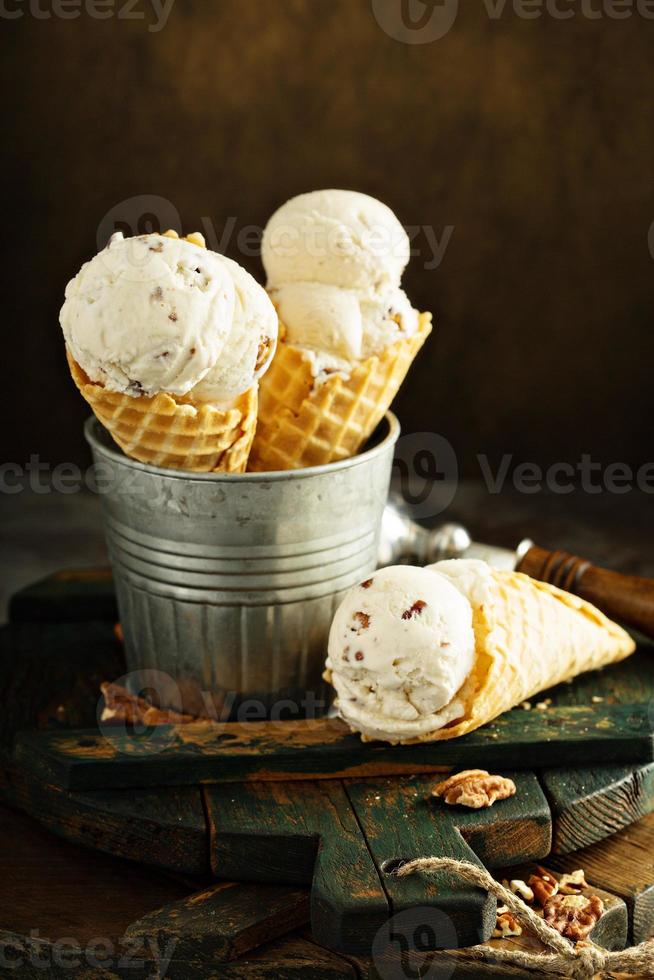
[2,0,653,477]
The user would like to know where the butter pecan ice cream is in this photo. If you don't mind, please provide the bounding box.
[60,231,277,402]
[325,565,476,743]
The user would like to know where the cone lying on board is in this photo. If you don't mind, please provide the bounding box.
[67,351,258,473]
[327,569,636,744]
[249,312,432,471]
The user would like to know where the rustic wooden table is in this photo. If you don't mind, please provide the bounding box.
[1,482,652,977]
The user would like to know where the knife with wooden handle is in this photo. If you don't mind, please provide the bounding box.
[380,500,654,640]
[517,545,654,640]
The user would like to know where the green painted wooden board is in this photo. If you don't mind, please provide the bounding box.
[0,801,632,978]
[12,702,654,792]
[204,772,551,953]
[123,881,311,964]
[6,767,209,875]
[542,762,654,854]
[4,569,654,954]
[538,644,654,854]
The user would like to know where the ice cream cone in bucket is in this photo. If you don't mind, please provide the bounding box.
[67,350,257,473]
[253,189,433,471]
[249,311,432,471]
[60,229,277,474]
[325,561,636,744]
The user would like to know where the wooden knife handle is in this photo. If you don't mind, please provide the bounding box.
[517,545,654,640]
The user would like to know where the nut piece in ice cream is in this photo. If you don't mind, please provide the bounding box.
[432,770,517,809]
[543,893,604,941]
[325,566,476,744]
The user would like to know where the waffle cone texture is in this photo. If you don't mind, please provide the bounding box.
[249,312,432,471]
[67,350,257,473]
[337,569,635,744]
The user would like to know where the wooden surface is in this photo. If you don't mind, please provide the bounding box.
[0,801,640,979]
[202,771,550,953]
[206,780,389,954]
[13,701,654,791]
[543,763,654,855]
[549,811,654,946]
[538,646,654,854]
[4,570,654,955]
[124,881,311,965]
[5,770,209,876]
[0,620,123,751]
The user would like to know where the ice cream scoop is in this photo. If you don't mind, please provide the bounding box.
[325,559,635,744]
[325,565,476,743]
[271,282,419,367]
[251,190,431,471]
[60,232,237,398]
[262,188,410,291]
[262,189,420,372]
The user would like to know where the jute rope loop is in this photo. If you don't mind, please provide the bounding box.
[393,857,654,978]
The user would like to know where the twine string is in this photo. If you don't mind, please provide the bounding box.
[393,857,654,978]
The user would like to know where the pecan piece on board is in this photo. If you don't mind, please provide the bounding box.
[493,910,523,938]
[543,893,604,941]
[558,869,588,895]
[432,769,517,809]
[528,866,559,906]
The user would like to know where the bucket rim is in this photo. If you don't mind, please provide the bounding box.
[84,411,401,484]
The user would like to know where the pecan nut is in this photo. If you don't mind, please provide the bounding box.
[503,878,534,903]
[543,893,604,941]
[493,910,523,938]
[100,682,203,726]
[528,866,559,905]
[432,770,517,809]
[558,869,588,895]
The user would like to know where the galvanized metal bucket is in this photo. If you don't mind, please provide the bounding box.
[85,414,400,720]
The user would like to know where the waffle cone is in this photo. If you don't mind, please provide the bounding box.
[249,312,432,471]
[67,350,257,473]
[413,570,635,743]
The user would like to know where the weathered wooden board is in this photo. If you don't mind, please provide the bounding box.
[549,810,654,945]
[203,773,551,953]
[0,801,188,977]
[0,621,124,750]
[346,866,628,978]
[4,767,209,875]
[343,772,550,949]
[0,802,351,979]
[0,800,637,978]
[536,646,654,855]
[204,779,390,954]
[542,762,654,855]
[124,880,310,964]
[13,702,654,792]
